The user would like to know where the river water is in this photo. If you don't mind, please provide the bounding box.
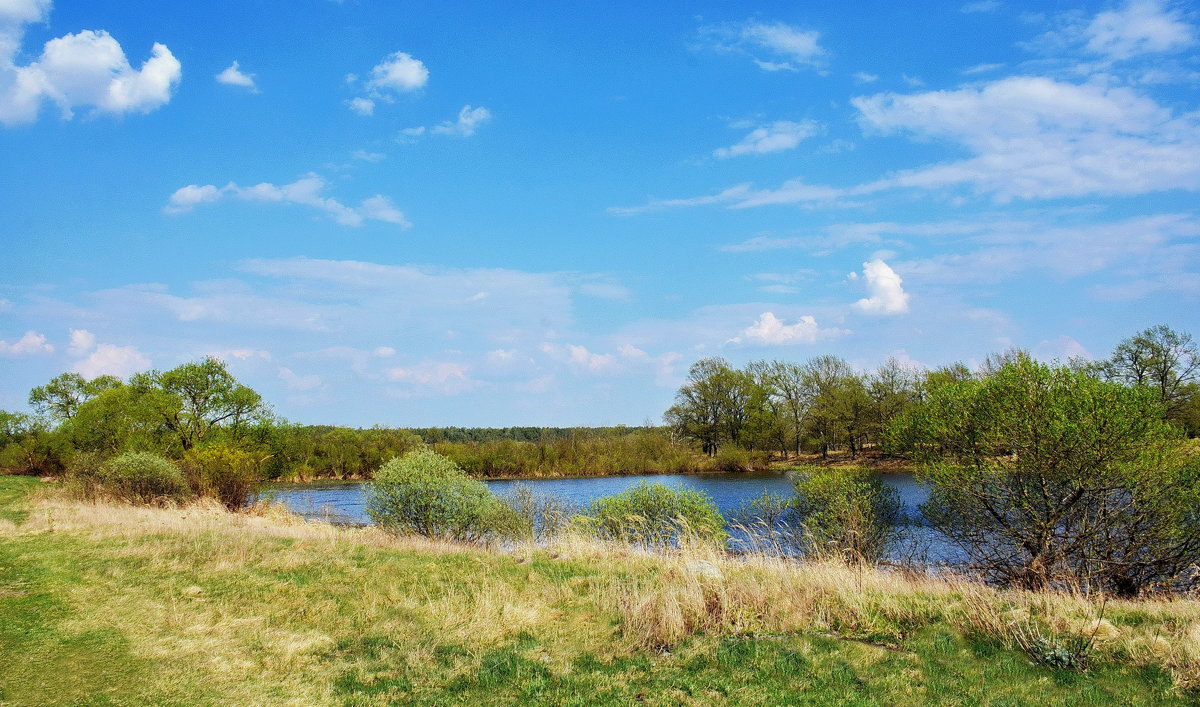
[263,471,957,561]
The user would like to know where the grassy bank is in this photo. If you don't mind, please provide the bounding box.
[2,476,1198,705]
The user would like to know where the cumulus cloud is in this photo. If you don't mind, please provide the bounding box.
[0,330,53,355]
[714,120,819,158]
[67,328,95,355]
[72,343,149,379]
[853,259,910,314]
[431,104,491,136]
[733,313,849,345]
[346,97,374,116]
[700,19,826,71]
[347,50,427,114]
[164,173,411,228]
[215,61,257,91]
[367,51,428,93]
[403,105,492,139]
[0,5,181,126]
[1083,0,1194,60]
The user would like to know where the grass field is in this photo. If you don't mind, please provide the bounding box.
[1,475,1198,706]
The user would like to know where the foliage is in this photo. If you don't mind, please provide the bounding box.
[96,452,189,505]
[129,357,270,452]
[435,430,696,478]
[499,483,576,539]
[895,354,1200,593]
[1094,324,1200,433]
[580,481,727,547]
[28,373,121,422]
[182,444,262,509]
[790,466,902,564]
[366,449,528,541]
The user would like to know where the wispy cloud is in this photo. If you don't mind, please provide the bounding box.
[164,173,411,228]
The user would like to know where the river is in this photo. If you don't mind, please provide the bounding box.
[263,471,950,558]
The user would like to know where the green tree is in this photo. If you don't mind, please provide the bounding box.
[665,358,754,456]
[130,357,269,452]
[896,355,1198,593]
[28,372,122,422]
[1096,325,1199,421]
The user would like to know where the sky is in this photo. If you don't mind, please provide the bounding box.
[1,0,1199,427]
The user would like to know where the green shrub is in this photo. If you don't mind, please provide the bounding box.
[581,482,726,547]
[791,466,900,564]
[98,452,190,505]
[182,444,262,509]
[366,449,528,541]
[501,483,576,539]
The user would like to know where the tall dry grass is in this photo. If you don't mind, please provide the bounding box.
[15,488,1200,694]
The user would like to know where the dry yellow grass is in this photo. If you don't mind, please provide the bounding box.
[6,487,1200,702]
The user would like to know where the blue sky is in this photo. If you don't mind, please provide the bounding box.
[2,0,1199,426]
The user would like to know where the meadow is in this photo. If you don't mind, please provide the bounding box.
[2,475,1198,706]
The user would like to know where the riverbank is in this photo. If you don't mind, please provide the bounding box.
[2,475,1197,705]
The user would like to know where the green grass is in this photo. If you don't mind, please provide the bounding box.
[0,475,1195,706]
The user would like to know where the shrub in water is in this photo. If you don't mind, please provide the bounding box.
[367,448,528,541]
[582,481,726,547]
[791,466,901,564]
[182,444,262,509]
[501,483,576,540]
[98,452,190,505]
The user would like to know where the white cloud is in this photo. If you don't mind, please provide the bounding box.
[217,348,271,361]
[351,149,385,162]
[346,97,374,116]
[403,105,492,139]
[164,173,411,228]
[1,6,181,127]
[701,19,826,71]
[67,327,94,355]
[385,361,478,395]
[431,104,491,136]
[72,343,149,379]
[215,61,257,91]
[854,259,909,314]
[0,330,53,355]
[852,71,879,84]
[374,346,396,357]
[366,51,428,93]
[539,342,615,373]
[714,120,819,158]
[622,74,1200,213]
[1083,0,1194,60]
[346,51,428,114]
[278,366,323,391]
[853,76,1200,200]
[733,313,849,345]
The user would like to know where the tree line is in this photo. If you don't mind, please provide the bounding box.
[664,324,1200,459]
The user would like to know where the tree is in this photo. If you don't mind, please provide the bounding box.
[802,355,853,458]
[28,372,122,422]
[665,358,754,456]
[896,355,1199,593]
[1097,325,1199,420]
[130,357,269,452]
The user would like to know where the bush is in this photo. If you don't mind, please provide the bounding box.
[581,482,726,547]
[182,444,262,509]
[894,356,1200,593]
[366,448,528,541]
[791,467,901,564]
[97,452,189,505]
[501,483,576,539]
